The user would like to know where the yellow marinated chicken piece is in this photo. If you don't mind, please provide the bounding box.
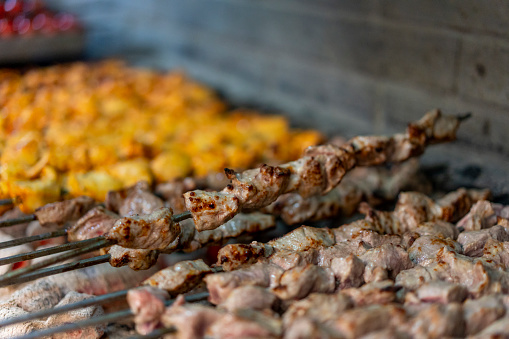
[66,171,124,201]
[0,60,323,212]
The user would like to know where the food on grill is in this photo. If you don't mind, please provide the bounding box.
[162,295,282,339]
[101,246,159,271]
[263,158,428,224]
[205,263,283,305]
[219,285,278,313]
[106,207,180,250]
[143,259,212,294]
[0,61,322,212]
[106,181,164,216]
[127,286,169,335]
[67,206,119,242]
[184,110,466,231]
[216,187,488,271]
[33,195,96,228]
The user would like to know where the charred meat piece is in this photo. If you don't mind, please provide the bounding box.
[106,207,180,250]
[127,286,169,335]
[482,238,509,268]
[217,242,274,272]
[205,263,283,305]
[101,245,159,270]
[408,235,462,266]
[143,259,212,295]
[34,195,96,227]
[271,264,335,300]
[68,206,119,242]
[415,220,459,239]
[183,191,240,232]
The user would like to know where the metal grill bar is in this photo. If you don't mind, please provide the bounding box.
[0,198,14,206]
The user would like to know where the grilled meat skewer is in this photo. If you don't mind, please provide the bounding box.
[184,110,468,231]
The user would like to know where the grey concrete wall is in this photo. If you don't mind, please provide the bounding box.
[44,0,509,192]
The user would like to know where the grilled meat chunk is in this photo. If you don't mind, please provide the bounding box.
[143,259,212,295]
[408,235,462,266]
[118,182,164,216]
[330,254,365,289]
[404,303,464,339]
[161,296,223,339]
[127,286,169,335]
[457,200,497,231]
[457,225,509,257]
[463,295,506,335]
[208,309,282,339]
[272,264,335,300]
[415,281,468,304]
[205,263,283,304]
[106,207,180,250]
[34,195,96,227]
[332,304,407,339]
[359,243,414,278]
[269,226,335,252]
[482,238,509,268]
[341,280,397,307]
[101,245,159,270]
[217,242,274,271]
[155,178,196,214]
[183,191,240,231]
[219,285,277,313]
[68,206,119,242]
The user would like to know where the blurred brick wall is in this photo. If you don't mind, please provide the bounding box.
[46,0,509,190]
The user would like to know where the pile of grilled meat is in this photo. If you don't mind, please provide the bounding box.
[2,109,509,338]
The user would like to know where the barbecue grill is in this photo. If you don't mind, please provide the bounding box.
[2,1,509,338]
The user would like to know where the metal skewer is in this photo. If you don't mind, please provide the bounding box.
[0,229,67,249]
[0,237,104,266]
[0,214,36,228]
[0,198,14,206]
[13,292,210,339]
[0,254,111,287]
[0,287,128,327]
[0,238,113,285]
